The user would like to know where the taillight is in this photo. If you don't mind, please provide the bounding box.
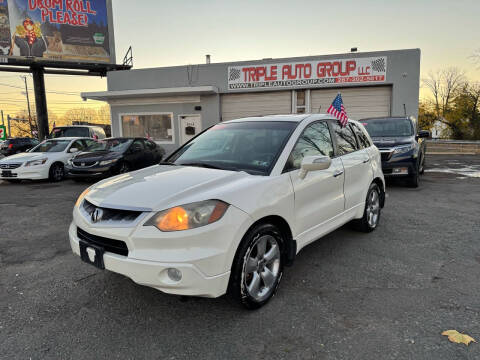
[8,144,13,149]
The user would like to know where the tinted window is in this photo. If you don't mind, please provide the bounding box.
[131,139,145,150]
[332,121,358,155]
[51,127,89,138]
[362,118,414,137]
[70,140,85,151]
[351,123,371,149]
[86,138,133,153]
[168,121,297,176]
[286,121,334,171]
[145,140,157,150]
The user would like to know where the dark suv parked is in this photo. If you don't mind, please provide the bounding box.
[0,138,39,156]
[361,117,430,187]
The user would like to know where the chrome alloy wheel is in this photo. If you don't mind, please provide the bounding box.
[366,189,380,228]
[243,234,281,302]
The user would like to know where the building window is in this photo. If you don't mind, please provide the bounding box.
[292,90,310,114]
[120,113,174,143]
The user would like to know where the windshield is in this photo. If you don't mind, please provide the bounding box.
[51,127,89,138]
[31,140,71,153]
[362,118,414,137]
[86,138,133,153]
[168,121,297,175]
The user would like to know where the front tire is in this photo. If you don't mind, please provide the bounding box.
[49,163,65,182]
[118,162,130,174]
[353,183,381,233]
[228,223,284,310]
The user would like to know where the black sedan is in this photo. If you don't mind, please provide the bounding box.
[65,137,165,180]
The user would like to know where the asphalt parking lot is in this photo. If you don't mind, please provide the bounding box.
[1,154,479,360]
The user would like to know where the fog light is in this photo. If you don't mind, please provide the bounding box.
[167,268,182,282]
[393,167,409,175]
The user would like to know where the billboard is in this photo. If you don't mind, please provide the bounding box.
[0,0,114,64]
[228,56,387,90]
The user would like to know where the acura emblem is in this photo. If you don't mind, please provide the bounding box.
[81,163,86,167]
[91,208,104,223]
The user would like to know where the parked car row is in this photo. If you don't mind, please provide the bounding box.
[0,137,165,183]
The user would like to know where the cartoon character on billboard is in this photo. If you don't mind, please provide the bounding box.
[9,17,46,57]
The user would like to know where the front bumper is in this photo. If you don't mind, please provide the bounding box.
[0,165,49,180]
[66,164,114,179]
[379,150,417,177]
[69,203,252,298]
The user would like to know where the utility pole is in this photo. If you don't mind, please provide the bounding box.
[21,75,35,137]
[7,115,11,138]
[32,67,49,140]
[1,110,4,126]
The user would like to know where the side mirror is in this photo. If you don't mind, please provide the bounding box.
[69,147,79,153]
[417,130,430,139]
[299,155,332,179]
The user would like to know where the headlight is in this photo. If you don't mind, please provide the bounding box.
[25,158,47,167]
[75,188,91,207]
[99,159,118,166]
[393,144,415,155]
[145,200,229,232]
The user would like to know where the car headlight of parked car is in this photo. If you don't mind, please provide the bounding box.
[99,159,119,166]
[145,200,229,232]
[75,188,91,207]
[393,143,415,155]
[25,158,47,167]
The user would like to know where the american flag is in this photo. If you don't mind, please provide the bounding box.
[327,93,349,127]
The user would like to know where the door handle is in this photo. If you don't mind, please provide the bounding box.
[333,170,344,178]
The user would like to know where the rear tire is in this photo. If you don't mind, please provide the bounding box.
[49,163,65,182]
[228,223,284,310]
[353,183,381,233]
[419,154,425,175]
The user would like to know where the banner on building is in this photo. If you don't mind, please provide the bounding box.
[228,56,387,90]
[0,0,113,63]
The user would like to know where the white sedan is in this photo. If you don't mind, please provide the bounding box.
[0,137,93,182]
[70,115,385,309]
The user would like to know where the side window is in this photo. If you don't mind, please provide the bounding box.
[145,140,157,150]
[285,121,334,172]
[70,140,84,152]
[131,139,145,151]
[351,123,371,149]
[332,121,358,156]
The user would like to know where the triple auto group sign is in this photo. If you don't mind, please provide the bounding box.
[0,0,113,63]
[228,56,387,90]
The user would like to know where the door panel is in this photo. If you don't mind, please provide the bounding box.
[289,158,345,242]
[286,121,345,246]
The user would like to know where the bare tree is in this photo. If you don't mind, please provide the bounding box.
[422,67,466,121]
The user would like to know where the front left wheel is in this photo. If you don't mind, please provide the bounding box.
[49,163,65,182]
[228,223,284,310]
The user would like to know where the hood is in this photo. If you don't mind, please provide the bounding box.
[86,165,254,211]
[0,152,47,163]
[371,136,414,148]
[74,150,122,162]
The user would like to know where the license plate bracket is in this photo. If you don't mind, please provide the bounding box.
[79,240,105,270]
[1,170,12,177]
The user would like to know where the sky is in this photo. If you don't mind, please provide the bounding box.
[1,0,479,122]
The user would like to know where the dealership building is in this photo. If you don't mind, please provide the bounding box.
[82,48,420,152]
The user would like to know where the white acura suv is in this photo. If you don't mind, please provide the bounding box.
[70,115,385,309]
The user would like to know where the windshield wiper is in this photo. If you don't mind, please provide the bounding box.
[180,162,225,170]
[159,161,177,166]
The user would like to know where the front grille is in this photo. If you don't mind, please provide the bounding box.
[73,161,97,167]
[77,227,128,256]
[0,163,22,170]
[83,200,142,223]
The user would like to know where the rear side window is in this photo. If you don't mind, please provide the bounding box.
[350,123,371,149]
[332,121,358,155]
[51,127,89,138]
